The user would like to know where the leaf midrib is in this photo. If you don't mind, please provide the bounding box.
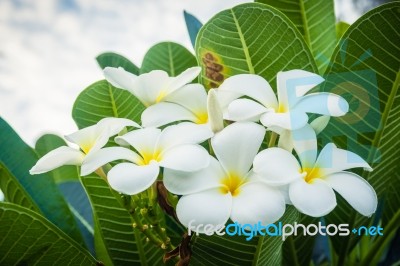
[230,8,255,74]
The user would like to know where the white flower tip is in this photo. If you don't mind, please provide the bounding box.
[29,166,40,175]
[328,95,349,116]
[207,89,224,133]
[310,116,330,135]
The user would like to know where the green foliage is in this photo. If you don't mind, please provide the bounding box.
[319,1,400,261]
[336,21,350,40]
[72,80,145,128]
[80,175,164,265]
[96,52,139,75]
[0,202,97,265]
[0,117,85,246]
[195,3,317,90]
[256,0,337,73]
[140,42,197,76]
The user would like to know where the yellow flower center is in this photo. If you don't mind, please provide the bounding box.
[81,142,94,154]
[194,112,209,124]
[156,90,167,103]
[138,150,162,166]
[277,104,287,113]
[302,167,323,183]
[219,173,244,197]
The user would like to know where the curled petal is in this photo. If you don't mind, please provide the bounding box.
[310,116,330,135]
[226,98,268,122]
[231,182,285,224]
[324,172,377,216]
[253,148,302,185]
[211,122,265,176]
[159,144,210,172]
[316,143,372,176]
[164,156,225,195]
[81,147,141,176]
[107,162,159,195]
[291,124,317,169]
[30,146,84,174]
[277,70,324,108]
[104,67,137,92]
[218,74,278,109]
[260,111,308,130]
[97,117,140,135]
[176,188,232,233]
[115,128,161,155]
[141,102,196,127]
[207,89,224,133]
[289,178,336,217]
[131,70,170,106]
[293,93,349,116]
[166,67,201,94]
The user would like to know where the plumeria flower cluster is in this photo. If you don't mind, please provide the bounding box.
[31,66,377,234]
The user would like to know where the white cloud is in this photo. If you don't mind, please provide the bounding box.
[0,0,360,147]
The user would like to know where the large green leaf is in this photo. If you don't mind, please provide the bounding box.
[190,206,299,265]
[0,202,97,265]
[140,42,197,76]
[318,2,400,261]
[96,52,139,75]
[195,3,317,90]
[72,80,145,129]
[35,134,79,183]
[0,117,85,246]
[256,0,337,73]
[80,175,164,265]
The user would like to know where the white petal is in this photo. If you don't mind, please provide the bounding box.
[260,111,308,130]
[166,67,201,94]
[156,122,212,151]
[324,172,377,216]
[293,93,349,116]
[291,124,317,169]
[115,128,161,156]
[131,70,170,106]
[211,122,265,176]
[310,116,330,135]
[289,178,336,217]
[104,67,137,92]
[164,83,207,114]
[176,188,232,233]
[231,182,285,224]
[226,99,268,122]
[141,102,196,127]
[253,148,302,185]
[277,70,324,108]
[29,146,84,174]
[81,147,141,176]
[315,143,372,176]
[159,144,209,172]
[207,89,224,133]
[97,117,140,136]
[65,124,99,151]
[107,162,159,195]
[277,130,294,151]
[164,156,225,195]
[219,74,278,109]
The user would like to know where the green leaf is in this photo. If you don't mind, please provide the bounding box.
[0,117,85,246]
[96,52,139,75]
[190,206,299,265]
[0,202,97,265]
[80,175,164,265]
[35,134,79,183]
[140,42,197,76]
[318,2,400,261]
[195,3,317,90]
[256,0,337,73]
[72,80,145,129]
[336,21,350,40]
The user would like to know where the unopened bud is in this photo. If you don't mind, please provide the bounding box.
[207,89,224,133]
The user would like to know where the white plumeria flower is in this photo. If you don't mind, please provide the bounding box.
[217,70,349,130]
[104,66,201,107]
[164,122,286,232]
[30,117,139,175]
[141,86,224,134]
[253,125,377,217]
[81,122,212,195]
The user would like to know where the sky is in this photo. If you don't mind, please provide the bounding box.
[0,0,366,152]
